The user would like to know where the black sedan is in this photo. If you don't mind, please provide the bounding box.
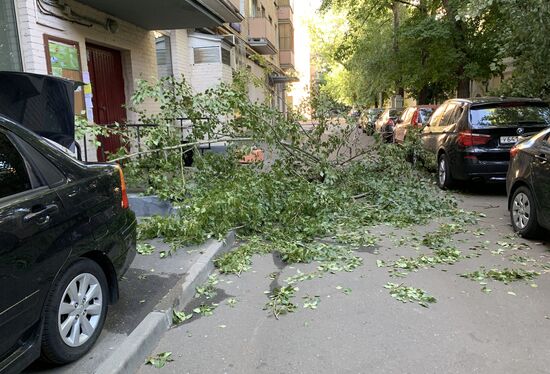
[0,74,136,372]
[507,128,550,238]
[421,97,550,189]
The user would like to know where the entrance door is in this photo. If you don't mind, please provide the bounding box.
[86,43,126,161]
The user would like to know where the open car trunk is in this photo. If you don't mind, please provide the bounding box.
[0,72,77,152]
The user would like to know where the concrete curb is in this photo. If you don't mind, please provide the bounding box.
[95,231,236,374]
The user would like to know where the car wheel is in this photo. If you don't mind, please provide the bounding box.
[437,153,454,190]
[511,186,542,238]
[41,258,109,364]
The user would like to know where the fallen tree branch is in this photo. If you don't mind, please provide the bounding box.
[110,137,253,163]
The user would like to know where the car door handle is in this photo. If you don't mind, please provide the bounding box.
[23,204,59,224]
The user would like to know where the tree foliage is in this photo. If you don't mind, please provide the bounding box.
[318,0,550,105]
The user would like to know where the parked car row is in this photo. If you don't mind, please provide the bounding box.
[361,97,550,238]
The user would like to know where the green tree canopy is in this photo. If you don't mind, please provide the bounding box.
[317,0,550,106]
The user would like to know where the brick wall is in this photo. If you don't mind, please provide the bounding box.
[15,0,159,122]
[15,0,160,161]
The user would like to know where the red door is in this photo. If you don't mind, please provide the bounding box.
[87,43,126,161]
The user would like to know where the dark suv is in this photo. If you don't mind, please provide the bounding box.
[0,73,136,372]
[421,97,550,189]
[507,128,550,238]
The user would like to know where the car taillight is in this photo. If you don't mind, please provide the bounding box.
[510,146,519,159]
[115,165,129,209]
[458,131,491,147]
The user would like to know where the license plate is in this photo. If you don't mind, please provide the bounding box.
[500,136,518,144]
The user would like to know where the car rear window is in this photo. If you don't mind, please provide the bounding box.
[419,108,434,123]
[470,103,550,128]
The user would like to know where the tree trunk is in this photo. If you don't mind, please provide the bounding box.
[392,1,404,98]
[417,86,431,105]
[457,78,470,98]
[442,0,471,99]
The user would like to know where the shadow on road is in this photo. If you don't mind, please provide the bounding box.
[452,181,507,197]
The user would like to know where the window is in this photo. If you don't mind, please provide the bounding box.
[0,133,32,199]
[0,0,22,71]
[469,103,550,129]
[440,104,460,127]
[221,48,231,66]
[194,47,220,64]
[249,0,258,17]
[194,46,231,66]
[279,23,293,51]
[403,108,415,124]
[418,108,435,124]
[428,104,447,127]
[155,34,173,78]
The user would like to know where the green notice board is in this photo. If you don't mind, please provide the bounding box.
[49,41,80,71]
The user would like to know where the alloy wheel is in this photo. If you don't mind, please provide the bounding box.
[58,273,103,347]
[512,192,531,230]
[438,158,446,186]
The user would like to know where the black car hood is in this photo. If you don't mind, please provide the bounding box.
[0,72,77,150]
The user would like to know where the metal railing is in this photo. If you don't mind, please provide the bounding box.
[78,118,209,163]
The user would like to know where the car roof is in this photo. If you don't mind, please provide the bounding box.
[448,97,545,106]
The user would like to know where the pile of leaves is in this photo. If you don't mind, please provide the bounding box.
[460,267,540,284]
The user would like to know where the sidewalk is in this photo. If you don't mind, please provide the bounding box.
[24,236,231,374]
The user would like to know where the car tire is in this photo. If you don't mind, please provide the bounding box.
[41,258,109,364]
[437,153,454,190]
[510,186,542,238]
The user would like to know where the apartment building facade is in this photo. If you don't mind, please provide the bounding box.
[0,0,296,160]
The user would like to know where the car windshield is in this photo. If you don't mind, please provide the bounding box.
[470,103,550,128]
[419,108,435,123]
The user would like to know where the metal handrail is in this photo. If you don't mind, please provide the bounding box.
[79,117,211,162]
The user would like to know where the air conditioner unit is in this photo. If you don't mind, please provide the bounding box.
[222,35,237,46]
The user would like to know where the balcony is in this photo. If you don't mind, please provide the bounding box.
[280,50,294,69]
[248,17,278,55]
[278,5,293,23]
[76,0,243,29]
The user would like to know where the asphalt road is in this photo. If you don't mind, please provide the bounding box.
[138,184,550,374]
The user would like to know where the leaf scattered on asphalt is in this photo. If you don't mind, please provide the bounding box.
[264,286,297,319]
[460,267,540,285]
[193,303,217,316]
[172,310,193,325]
[303,295,321,309]
[145,352,174,368]
[384,283,437,307]
[137,243,155,256]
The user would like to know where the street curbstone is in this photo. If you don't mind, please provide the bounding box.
[94,230,236,374]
